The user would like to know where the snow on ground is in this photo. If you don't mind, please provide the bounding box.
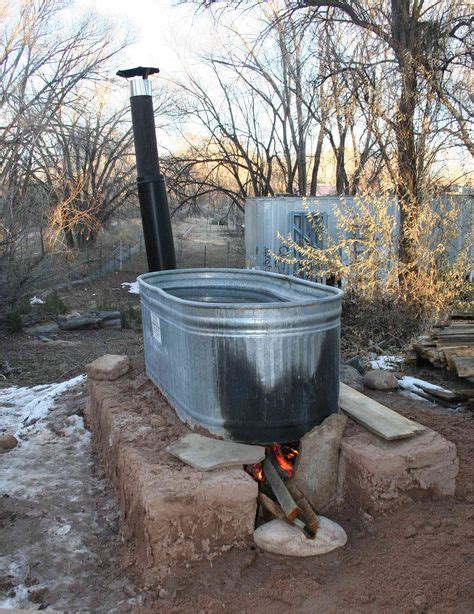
[399,389,433,403]
[0,375,85,437]
[370,355,404,370]
[398,375,451,395]
[121,281,139,294]
[0,377,138,610]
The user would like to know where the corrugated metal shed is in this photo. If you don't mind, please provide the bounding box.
[244,194,472,277]
[244,196,344,275]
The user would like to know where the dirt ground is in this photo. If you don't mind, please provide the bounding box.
[154,396,473,614]
[1,375,472,613]
[1,217,473,612]
[0,218,244,388]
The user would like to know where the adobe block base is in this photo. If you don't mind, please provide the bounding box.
[86,367,257,583]
[338,426,459,516]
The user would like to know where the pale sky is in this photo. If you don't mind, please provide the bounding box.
[74,0,471,177]
[76,0,224,81]
[74,0,227,149]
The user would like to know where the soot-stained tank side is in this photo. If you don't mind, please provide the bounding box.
[138,269,342,444]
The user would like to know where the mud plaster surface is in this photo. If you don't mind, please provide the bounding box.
[86,362,257,584]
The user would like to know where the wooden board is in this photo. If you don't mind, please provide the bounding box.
[262,457,301,521]
[339,382,425,440]
[451,311,474,320]
[452,356,474,378]
[440,346,474,369]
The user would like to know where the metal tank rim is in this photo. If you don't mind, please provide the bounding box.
[137,268,343,310]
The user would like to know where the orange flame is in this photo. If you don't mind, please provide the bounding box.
[244,462,264,482]
[270,444,299,477]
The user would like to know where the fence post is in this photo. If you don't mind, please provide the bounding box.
[204,244,207,267]
[67,262,71,289]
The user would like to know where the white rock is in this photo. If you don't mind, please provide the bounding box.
[253,516,347,557]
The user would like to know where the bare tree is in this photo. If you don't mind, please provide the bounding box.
[0,0,128,305]
[191,0,473,272]
[35,94,135,248]
[288,1,472,269]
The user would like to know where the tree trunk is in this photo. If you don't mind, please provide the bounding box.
[396,64,418,269]
[309,125,325,196]
[335,128,348,196]
[391,0,419,271]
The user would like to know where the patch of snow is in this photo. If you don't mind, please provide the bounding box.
[0,374,85,437]
[29,295,44,305]
[398,376,451,402]
[121,281,139,295]
[54,524,72,536]
[0,557,30,609]
[400,390,432,403]
[0,582,29,609]
[370,355,404,370]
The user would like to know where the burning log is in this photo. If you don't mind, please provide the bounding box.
[260,447,320,539]
[262,457,301,521]
[258,492,285,520]
[287,482,319,537]
[258,492,314,538]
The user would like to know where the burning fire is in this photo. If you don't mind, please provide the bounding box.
[270,444,299,477]
[244,463,265,482]
[244,444,299,483]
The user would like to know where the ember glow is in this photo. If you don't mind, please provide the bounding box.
[270,444,299,477]
[244,444,299,483]
[244,462,265,482]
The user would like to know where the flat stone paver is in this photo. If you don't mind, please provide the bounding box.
[167,433,266,471]
[253,517,347,557]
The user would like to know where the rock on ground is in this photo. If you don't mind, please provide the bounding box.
[289,413,347,512]
[345,356,366,375]
[86,354,130,381]
[363,369,399,390]
[253,517,347,557]
[167,433,265,471]
[0,434,18,450]
[340,364,364,391]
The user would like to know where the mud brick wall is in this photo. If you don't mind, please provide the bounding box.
[85,356,257,584]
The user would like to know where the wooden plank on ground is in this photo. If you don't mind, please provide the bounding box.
[436,328,474,337]
[339,382,425,440]
[452,356,474,378]
[451,311,474,320]
[440,346,474,369]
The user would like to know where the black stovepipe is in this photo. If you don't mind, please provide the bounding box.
[117,66,176,271]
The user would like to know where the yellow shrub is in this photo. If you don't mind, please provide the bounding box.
[275,193,471,318]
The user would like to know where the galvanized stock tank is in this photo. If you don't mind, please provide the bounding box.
[138,269,343,444]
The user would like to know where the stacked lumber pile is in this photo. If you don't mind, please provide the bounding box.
[412,310,474,380]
